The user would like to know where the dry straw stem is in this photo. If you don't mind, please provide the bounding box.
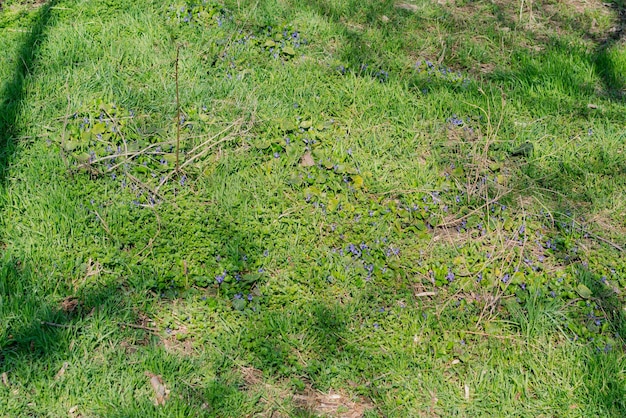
[175,44,182,172]
[156,118,248,192]
[81,141,172,174]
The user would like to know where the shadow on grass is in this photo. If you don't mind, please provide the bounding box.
[288,1,626,414]
[592,1,626,100]
[0,3,221,414]
[0,0,58,181]
[576,266,626,414]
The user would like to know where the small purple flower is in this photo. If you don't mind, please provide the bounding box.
[258,268,265,273]
[215,271,226,284]
[446,271,455,282]
[235,293,243,299]
[448,115,463,127]
[501,274,510,284]
[347,243,362,258]
[476,273,483,282]
[247,294,253,301]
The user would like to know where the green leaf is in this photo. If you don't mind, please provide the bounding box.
[452,167,465,177]
[510,142,534,157]
[352,175,364,189]
[73,152,91,163]
[576,284,592,299]
[242,273,260,283]
[255,140,271,150]
[280,119,297,132]
[232,298,247,311]
[327,197,340,212]
[92,122,106,135]
[264,39,276,48]
[282,46,295,56]
[63,141,79,152]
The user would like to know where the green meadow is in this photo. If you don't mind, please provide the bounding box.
[0,0,625,415]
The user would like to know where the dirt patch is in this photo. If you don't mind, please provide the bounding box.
[161,325,196,356]
[395,2,419,12]
[293,387,374,418]
[60,296,79,313]
[239,367,374,417]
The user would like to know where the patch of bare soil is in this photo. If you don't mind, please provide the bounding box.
[293,387,374,418]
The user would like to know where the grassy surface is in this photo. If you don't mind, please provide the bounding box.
[1,0,625,416]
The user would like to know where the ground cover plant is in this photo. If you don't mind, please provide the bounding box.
[0,0,625,415]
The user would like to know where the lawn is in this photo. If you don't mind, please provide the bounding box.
[0,0,625,416]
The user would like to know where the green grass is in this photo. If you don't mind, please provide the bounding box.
[1,0,625,415]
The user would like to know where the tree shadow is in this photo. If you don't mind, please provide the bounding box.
[575,266,626,415]
[0,0,58,182]
[592,1,626,100]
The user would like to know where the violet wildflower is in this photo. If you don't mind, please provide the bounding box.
[215,271,227,284]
